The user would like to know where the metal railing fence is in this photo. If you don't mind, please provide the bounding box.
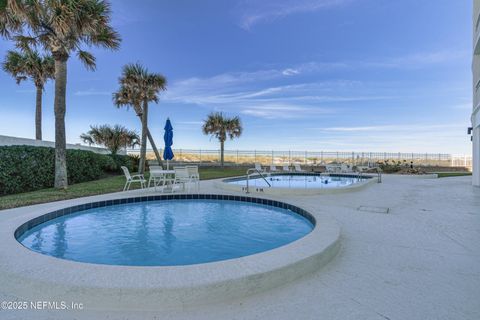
[127,149,472,170]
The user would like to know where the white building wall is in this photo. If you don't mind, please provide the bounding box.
[472,0,480,186]
[0,135,124,155]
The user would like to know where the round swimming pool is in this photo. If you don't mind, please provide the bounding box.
[17,197,313,266]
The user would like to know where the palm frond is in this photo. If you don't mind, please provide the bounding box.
[87,26,121,50]
[14,35,38,51]
[2,49,54,87]
[80,124,140,154]
[202,112,243,142]
[77,49,96,70]
[1,0,121,72]
[118,62,167,104]
[0,0,23,37]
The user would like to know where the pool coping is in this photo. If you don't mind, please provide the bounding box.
[216,172,378,195]
[0,191,340,311]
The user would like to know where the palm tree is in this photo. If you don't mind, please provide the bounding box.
[2,49,54,140]
[113,82,164,167]
[0,0,121,189]
[202,112,242,167]
[113,63,167,174]
[80,124,140,155]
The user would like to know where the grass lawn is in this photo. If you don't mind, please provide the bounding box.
[436,172,472,178]
[0,167,247,210]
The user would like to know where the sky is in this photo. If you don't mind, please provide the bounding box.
[0,0,473,154]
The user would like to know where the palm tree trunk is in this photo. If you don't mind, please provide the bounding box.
[147,129,162,165]
[133,105,162,165]
[53,55,68,189]
[35,85,42,140]
[220,140,225,167]
[139,100,149,174]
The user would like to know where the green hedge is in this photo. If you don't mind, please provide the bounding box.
[0,145,132,196]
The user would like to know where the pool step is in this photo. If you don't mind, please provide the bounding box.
[357,205,390,214]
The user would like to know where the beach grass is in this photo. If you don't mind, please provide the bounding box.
[436,172,472,178]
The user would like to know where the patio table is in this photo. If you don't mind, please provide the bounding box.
[148,169,175,191]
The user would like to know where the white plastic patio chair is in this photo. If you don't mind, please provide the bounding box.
[294,164,305,172]
[254,163,263,172]
[282,165,290,172]
[121,166,146,191]
[148,166,174,191]
[270,165,278,173]
[341,163,353,173]
[186,165,200,190]
[148,165,162,189]
[173,167,192,191]
[325,164,337,173]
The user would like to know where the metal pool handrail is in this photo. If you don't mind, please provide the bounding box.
[245,168,271,193]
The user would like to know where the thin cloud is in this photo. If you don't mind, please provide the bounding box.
[316,123,466,133]
[321,125,395,132]
[167,50,463,104]
[363,50,468,69]
[450,102,472,110]
[164,73,386,120]
[236,0,354,30]
[282,68,300,76]
[299,123,469,153]
[240,104,333,119]
[110,0,142,27]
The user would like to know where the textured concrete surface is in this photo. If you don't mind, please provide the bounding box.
[0,174,479,320]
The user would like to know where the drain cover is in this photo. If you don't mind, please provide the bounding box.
[357,206,390,214]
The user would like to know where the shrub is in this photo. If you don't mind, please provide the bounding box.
[110,154,133,172]
[65,149,107,184]
[376,160,408,173]
[0,145,125,196]
[128,154,140,172]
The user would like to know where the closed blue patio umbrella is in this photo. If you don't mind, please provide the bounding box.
[163,118,174,169]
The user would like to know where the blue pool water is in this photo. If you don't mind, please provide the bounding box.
[18,200,313,266]
[228,174,366,189]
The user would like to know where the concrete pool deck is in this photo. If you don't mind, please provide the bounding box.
[0,174,479,319]
[0,194,340,310]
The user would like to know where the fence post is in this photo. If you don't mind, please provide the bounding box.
[352,152,355,165]
[254,150,257,163]
[321,151,323,163]
[336,152,339,163]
